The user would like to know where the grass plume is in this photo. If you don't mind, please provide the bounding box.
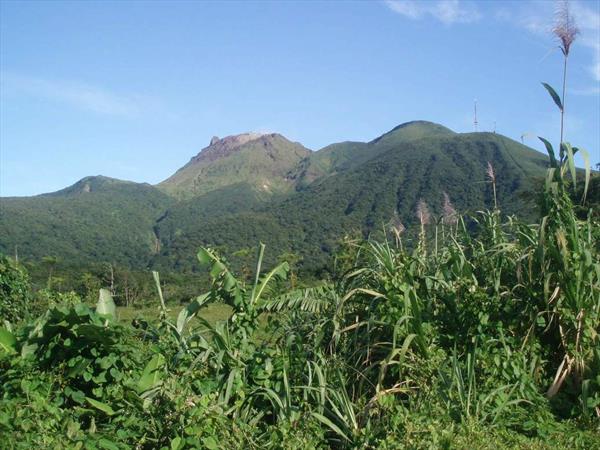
[553,0,579,145]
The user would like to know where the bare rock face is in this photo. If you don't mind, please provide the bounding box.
[157,131,312,199]
[192,133,267,164]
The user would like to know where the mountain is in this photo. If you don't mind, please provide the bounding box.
[158,133,311,199]
[288,121,455,187]
[0,122,550,274]
[0,176,173,266]
[153,127,549,272]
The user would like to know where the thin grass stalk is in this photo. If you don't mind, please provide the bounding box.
[554,0,579,148]
[560,54,567,146]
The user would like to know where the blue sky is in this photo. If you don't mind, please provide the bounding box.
[1,0,599,196]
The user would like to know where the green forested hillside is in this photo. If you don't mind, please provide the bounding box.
[288,121,455,187]
[0,123,550,274]
[0,176,173,266]
[154,130,549,272]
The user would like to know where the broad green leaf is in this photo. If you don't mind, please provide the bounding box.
[171,437,184,450]
[20,343,37,358]
[197,248,226,279]
[578,147,591,203]
[0,328,16,353]
[538,137,557,168]
[251,261,289,305]
[137,353,165,393]
[70,388,86,404]
[197,247,239,293]
[252,243,266,293]
[176,293,210,335]
[96,289,116,320]
[152,271,167,315]
[86,397,116,416]
[196,247,215,265]
[202,437,219,450]
[310,412,350,442]
[76,324,113,344]
[68,358,92,377]
[98,438,120,450]
[563,143,577,187]
[541,82,563,111]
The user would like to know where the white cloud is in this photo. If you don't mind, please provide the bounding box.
[495,1,600,85]
[384,0,481,25]
[564,1,599,82]
[0,72,145,117]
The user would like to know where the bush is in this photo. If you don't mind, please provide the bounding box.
[0,255,32,324]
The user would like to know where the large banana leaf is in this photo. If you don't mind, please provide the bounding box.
[96,289,116,320]
[176,293,210,335]
[137,353,165,394]
[0,328,16,353]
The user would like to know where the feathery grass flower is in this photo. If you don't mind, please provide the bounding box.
[553,0,579,56]
[442,192,458,225]
[416,199,431,226]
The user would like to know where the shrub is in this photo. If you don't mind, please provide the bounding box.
[0,255,32,324]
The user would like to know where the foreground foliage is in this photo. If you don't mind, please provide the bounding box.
[1,150,598,448]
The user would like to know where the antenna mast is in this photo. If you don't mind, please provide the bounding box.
[473,99,478,132]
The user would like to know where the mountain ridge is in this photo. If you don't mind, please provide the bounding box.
[152,128,549,272]
[0,120,551,272]
[3,121,548,199]
[157,132,311,199]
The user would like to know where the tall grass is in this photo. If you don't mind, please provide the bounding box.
[1,2,598,447]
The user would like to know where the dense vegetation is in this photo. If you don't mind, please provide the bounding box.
[1,122,551,280]
[1,9,599,445]
[1,123,598,447]
[156,131,550,273]
[0,176,173,266]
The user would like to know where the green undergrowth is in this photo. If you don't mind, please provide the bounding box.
[1,165,597,448]
[1,74,599,449]
[116,303,232,325]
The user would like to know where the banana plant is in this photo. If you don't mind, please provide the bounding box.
[195,243,289,341]
[161,244,291,410]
